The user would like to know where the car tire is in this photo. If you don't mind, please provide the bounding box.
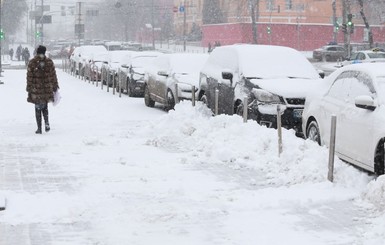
[200,93,208,106]
[144,85,155,107]
[374,139,385,175]
[167,89,176,110]
[235,101,244,116]
[307,120,321,145]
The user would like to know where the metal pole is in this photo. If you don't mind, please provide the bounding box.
[243,96,248,123]
[119,74,122,98]
[328,115,337,182]
[41,0,44,43]
[174,83,179,104]
[215,89,219,116]
[192,85,196,106]
[332,0,337,43]
[277,105,283,156]
[107,70,110,92]
[113,75,116,95]
[0,2,2,80]
[183,0,186,51]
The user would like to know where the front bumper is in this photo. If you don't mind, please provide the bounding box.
[249,106,304,135]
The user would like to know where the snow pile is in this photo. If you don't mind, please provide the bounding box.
[363,175,385,210]
[145,101,371,187]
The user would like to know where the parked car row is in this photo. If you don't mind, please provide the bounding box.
[68,44,385,176]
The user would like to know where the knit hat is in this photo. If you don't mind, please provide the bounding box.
[36,45,46,55]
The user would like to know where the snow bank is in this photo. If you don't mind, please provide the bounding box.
[363,175,385,210]
[144,101,372,188]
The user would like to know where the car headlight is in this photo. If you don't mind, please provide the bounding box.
[133,73,144,81]
[252,88,282,103]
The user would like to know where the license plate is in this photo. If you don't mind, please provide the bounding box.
[293,109,303,119]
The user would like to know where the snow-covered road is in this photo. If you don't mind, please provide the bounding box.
[0,68,384,245]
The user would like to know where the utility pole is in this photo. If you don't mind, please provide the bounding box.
[151,0,155,49]
[41,0,44,43]
[250,0,257,44]
[183,0,186,51]
[332,0,337,43]
[0,0,2,81]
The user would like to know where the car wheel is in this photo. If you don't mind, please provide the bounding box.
[200,93,208,106]
[374,139,385,175]
[235,101,244,116]
[167,89,176,110]
[307,120,321,145]
[144,85,155,107]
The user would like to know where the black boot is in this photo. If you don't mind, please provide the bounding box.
[42,105,50,132]
[35,107,42,134]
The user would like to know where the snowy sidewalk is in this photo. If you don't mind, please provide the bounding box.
[0,69,385,244]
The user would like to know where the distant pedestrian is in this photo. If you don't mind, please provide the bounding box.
[22,47,30,66]
[16,45,22,61]
[9,48,14,60]
[26,45,59,134]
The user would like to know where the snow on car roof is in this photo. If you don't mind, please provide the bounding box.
[168,53,209,74]
[214,44,319,79]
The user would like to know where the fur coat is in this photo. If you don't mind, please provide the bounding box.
[26,55,59,104]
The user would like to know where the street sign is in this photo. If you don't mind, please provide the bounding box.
[75,24,85,34]
[36,5,50,12]
[179,6,185,13]
[173,6,178,13]
[35,15,52,24]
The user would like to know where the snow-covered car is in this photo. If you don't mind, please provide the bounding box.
[118,51,163,97]
[101,50,135,87]
[199,44,323,134]
[302,63,385,175]
[313,45,346,61]
[70,45,108,76]
[85,52,109,81]
[47,45,65,59]
[144,53,209,110]
[342,49,385,66]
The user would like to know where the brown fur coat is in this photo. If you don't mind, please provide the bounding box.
[26,55,59,104]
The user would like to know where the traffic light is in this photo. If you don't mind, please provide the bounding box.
[334,22,340,32]
[36,31,41,38]
[347,13,353,27]
[267,26,271,34]
[341,24,347,33]
[350,23,355,34]
[0,29,4,40]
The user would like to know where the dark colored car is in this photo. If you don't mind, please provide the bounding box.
[313,45,346,61]
[199,44,323,134]
[118,51,163,97]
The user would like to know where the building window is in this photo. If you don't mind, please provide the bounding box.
[285,0,292,10]
[266,0,275,11]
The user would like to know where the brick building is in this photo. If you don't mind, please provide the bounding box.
[172,0,385,50]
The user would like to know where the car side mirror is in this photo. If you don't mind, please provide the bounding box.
[222,71,233,86]
[158,71,168,77]
[355,95,376,111]
[317,69,325,79]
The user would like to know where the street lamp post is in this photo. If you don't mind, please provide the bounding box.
[0,0,3,81]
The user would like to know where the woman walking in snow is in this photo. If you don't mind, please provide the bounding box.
[26,45,59,134]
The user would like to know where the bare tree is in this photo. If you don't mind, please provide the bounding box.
[357,0,373,48]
